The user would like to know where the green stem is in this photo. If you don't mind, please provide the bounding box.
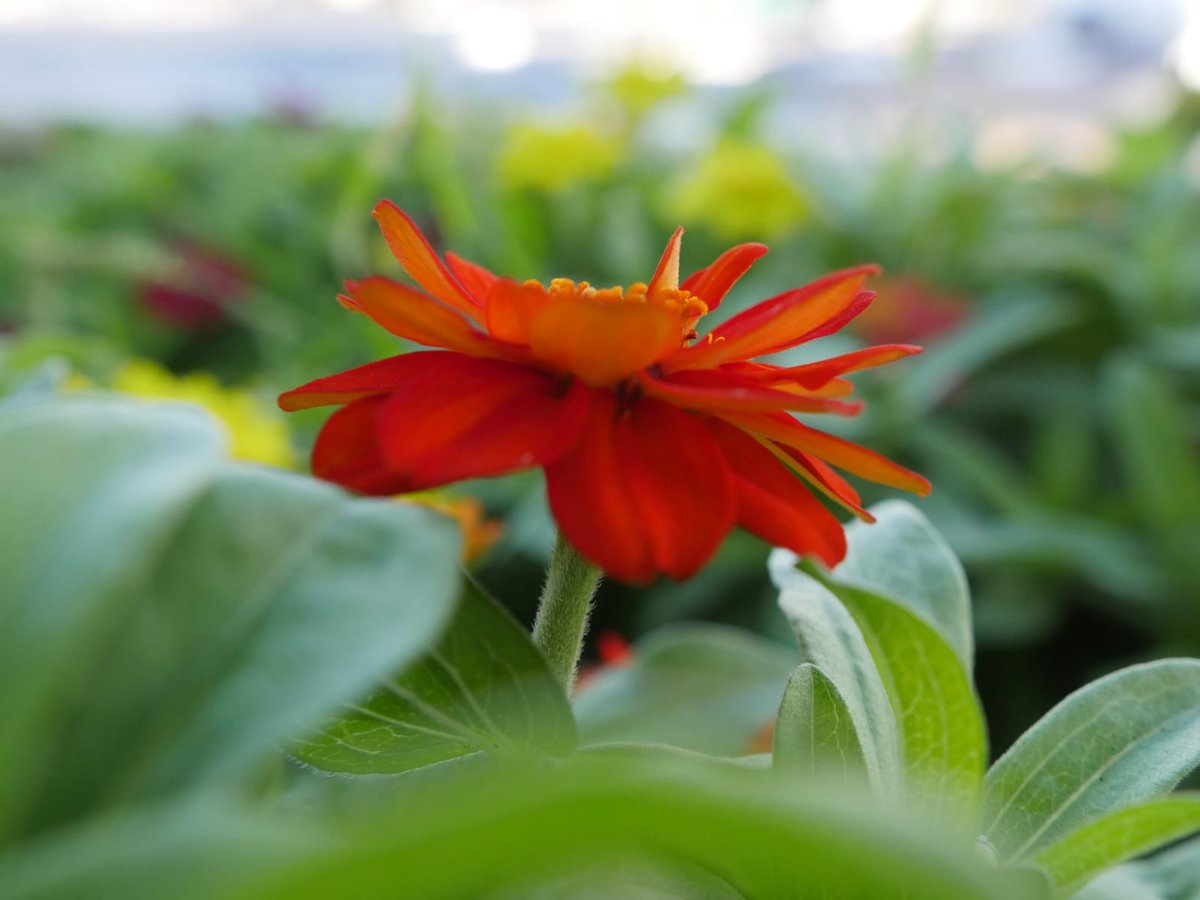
[532,532,603,692]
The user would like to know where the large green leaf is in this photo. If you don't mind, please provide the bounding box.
[293,578,576,773]
[0,398,463,838]
[1034,794,1200,897]
[834,500,974,671]
[248,753,1044,900]
[771,502,986,818]
[573,624,795,756]
[768,571,900,790]
[773,663,867,783]
[982,660,1200,862]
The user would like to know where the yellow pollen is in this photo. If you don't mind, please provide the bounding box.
[542,276,707,318]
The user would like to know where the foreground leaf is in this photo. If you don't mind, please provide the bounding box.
[573,624,795,756]
[253,754,1042,900]
[0,398,463,837]
[1034,794,1200,896]
[294,578,576,773]
[982,659,1200,861]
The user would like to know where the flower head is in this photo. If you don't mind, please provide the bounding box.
[280,201,930,583]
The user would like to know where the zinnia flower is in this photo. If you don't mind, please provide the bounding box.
[279,202,930,583]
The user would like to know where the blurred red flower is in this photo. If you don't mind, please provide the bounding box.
[280,202,930,583]
[852,275,967,345]
[139,241,247,329]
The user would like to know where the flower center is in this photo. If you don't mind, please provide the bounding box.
[539,278,708,338]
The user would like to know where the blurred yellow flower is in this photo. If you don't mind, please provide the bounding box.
[111,360,295,468]
[670,139,809,240]
[605,62,686,119]
[497,123,623,192]
[401,493,503,563]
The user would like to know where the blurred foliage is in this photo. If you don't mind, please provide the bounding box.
[1,75,1198,751]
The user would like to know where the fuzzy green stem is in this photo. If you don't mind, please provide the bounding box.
[532,532,603,691]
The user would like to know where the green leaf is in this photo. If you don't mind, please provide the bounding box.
[773,663,867,783]
[1138,832,1200,899]
[293,578,576,773]
[249,753,1039,900]
[573,624,795,757]
[0,398,463,837]
[772,502,987,820]
[770,571,901,791]
[1034,794,1200,896]
[1073,867,1166,900]
[834,500,974,670]
[982,660,1200,862]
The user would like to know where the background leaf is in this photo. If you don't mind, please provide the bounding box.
[294,578,576,774]
[573,624,795,756]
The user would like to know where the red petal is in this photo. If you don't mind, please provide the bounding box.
[680,242,768,311]
[445,251,500,304]
[769,344,922,390]
[706,419,846,565]
[719,409,931,496]
[341,277,527,363]
[279,350,458,412]
[639,369,863,416]
[375,355,588,489]
[372,201,481,319]
[544,394,736,583]
[312,396,410,495]
[664,265,879,372]
[647,226,683,296]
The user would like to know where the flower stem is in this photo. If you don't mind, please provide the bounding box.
[532,532,603,692]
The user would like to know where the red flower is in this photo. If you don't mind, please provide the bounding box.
[139,241,247,330]
[280,202,930,583]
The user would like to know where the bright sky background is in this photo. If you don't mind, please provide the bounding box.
[1,0,1191,86]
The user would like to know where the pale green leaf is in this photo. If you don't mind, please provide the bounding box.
[573,624,796,756]
[835,500,974,670]
[772,572,901,792]
[982,660,1200,861]
[0,398,463,837]
[294,578,576,773]
[773,663,867,783]
[1035,794,1200,896]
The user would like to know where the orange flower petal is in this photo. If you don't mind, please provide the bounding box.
[544,394,737,583]
[527,298,682,387]
[372,201,482,320]
[375,355,588,489]
[312,396,409,495]
[647,226,684,295]
[638,369,864,416]
[445,251,500,304]
[279,350,457,411]
[771,344,922,390]
[341,277,526,363]
[664,265,879,372]
[720,409,932,496]
[706,418,846,566]
[484,279,553,345]
[680,242,768,311]
[778,446,875,522]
